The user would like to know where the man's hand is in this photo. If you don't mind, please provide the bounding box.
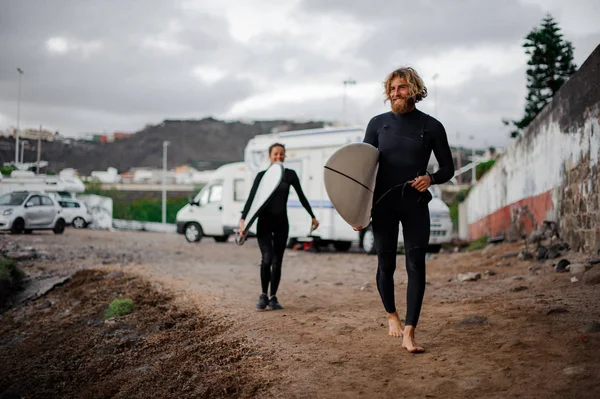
[410,174,432,192]
[238,219,246,237]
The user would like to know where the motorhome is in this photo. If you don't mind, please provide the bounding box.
[176,126,453,253]
[0,171,86,199]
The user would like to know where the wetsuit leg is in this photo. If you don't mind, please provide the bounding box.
[256,217,274,294]
[399,202,430,327]
[269,216,289,296]
[371,200,401,314]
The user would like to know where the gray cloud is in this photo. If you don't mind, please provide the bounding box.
[0,0,598,150]
[0,0,255,132]
[298,0,545,65]
[572,34,600,67]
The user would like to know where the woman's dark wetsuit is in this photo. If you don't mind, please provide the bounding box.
[242,168,315,296]
[364,108,454,326]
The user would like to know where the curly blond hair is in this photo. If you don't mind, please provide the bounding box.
[383,67,428,104]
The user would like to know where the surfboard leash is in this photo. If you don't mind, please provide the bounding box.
[324,166,373,193]
[372,174,432,210]
[234,227,249,246]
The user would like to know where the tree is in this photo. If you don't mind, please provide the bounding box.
[504,14,577,138]
[0,165,17,176]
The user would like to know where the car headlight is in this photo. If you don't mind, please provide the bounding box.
[3,209,13,216]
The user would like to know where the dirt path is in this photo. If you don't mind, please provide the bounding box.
[2,229,600,398]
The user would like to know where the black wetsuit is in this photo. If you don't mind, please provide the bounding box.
[242,168,315,296]
[363,108,454,326]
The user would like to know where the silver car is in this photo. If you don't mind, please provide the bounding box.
[57,198,93,228]
[0,191,66,234]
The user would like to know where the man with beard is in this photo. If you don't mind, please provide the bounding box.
[357,67,454,353]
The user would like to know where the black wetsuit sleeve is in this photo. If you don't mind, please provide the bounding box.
[363,117,379,148]
[241,172,264,220]
[430,122,455,184]
[291,171,315,219]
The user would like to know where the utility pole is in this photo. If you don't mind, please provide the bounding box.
[36,125,42,175]
[469,135,476,183]
[342,78,356,124]
[15,67,24,164]
[162,141,170,225]
[456,131,462,184]
[20,140,27,164]
[432,73,439,117]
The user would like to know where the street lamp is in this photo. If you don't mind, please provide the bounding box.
[162,141,170,225]
[342,78,356,124]
[469,134,476,183]
[16,67,24,164]
[20,140,28,164]
[432,73,439,118]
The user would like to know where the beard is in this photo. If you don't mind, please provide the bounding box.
[391,96,415,114]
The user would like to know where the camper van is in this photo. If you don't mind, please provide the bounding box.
[175,162,251,243]
[176,126,453,253]
[0,171,85,199]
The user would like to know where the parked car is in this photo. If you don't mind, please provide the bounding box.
[0,191,66,234]
[57,198,93,228]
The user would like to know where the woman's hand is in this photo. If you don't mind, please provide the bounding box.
[311,218,320,231]
[238,219,246,237]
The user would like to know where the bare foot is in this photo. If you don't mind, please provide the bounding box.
[402,325,425,353]
[386,312,403,337]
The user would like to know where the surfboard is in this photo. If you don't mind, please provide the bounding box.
[235,162,284,245]
[323,143,379,228]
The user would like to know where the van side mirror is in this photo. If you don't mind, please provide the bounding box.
[188,196,199,206]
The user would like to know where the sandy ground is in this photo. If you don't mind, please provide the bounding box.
[1,228,600,398]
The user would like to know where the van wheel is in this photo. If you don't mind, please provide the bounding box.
[333,241,352,252]
[11,218,25,234]
[185,223,202,243]
[214,235,229,243]
[53,219,66,234]
[360,226,377,255]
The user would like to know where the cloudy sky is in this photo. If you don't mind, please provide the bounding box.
[0,0,598,149]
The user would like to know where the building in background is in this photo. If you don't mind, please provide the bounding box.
[91,167,121,184]
[113,132,133,140]
[20,128,57,142]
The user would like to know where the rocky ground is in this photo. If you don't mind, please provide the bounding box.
[1,229,599,398]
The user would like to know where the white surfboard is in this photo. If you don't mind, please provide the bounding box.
[236,162,284,245]
[323,143,379,228]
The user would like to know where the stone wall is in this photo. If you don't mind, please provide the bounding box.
[560,151,600,253]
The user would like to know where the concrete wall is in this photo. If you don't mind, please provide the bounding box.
[460,44,600,253]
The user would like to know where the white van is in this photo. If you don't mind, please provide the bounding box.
[175,162,251,243]
[176,126,453,252]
